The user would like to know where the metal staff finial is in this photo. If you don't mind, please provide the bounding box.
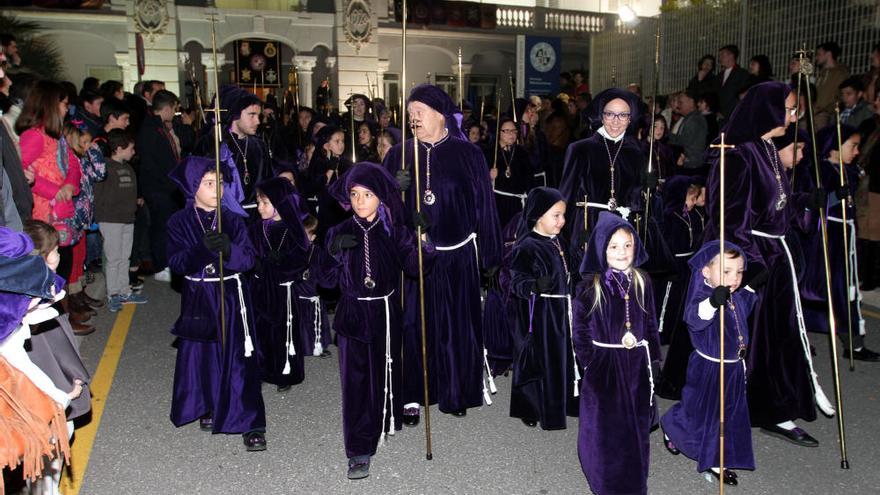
[710,133,735,495]
[799,43,849,470]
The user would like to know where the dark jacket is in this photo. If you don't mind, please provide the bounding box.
[136,113,180,196]
[714,65,751,120]
[669,110,708,169]
[0,123,32,221]
[94,158,138,224]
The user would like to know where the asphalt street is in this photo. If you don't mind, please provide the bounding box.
[72,279,880,494]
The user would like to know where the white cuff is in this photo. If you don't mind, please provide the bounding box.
[698,297,717,321]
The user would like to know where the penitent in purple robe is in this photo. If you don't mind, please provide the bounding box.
[247,177,312,387]
[167,206,266,433]
[573,212,660,495]
[509,231,579,429]
[383,134,502,413]
[661,241,756,473]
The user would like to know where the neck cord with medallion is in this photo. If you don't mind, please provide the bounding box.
[550,236,570,284]
[501,144,515,179]
[603,137,623,210]
[262,220,287,252]
[609,269,638,348]
[420,128,450,205]
[302,243,315,281]
[229,128,251,185]
[354,217,380,288]
[761,138,787,210]
[727,298,747,359]
[195,206,219,275]
[675,207,693,247]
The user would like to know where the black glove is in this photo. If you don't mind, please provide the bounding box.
[835,184,851,203]
[395,169,412,191]
[709,285,731,308]
[203,232,231,259]
[534,275,555,294]
[413,210,431,232]
[642,170,659,189]
[576,229,590,246]
[329,233,359,256]
[481,265,500,289]
[808,187,827,211]
[744,268,769,290]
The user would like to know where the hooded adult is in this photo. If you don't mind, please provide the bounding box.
[702,81,832,445]
[381,84,502,419]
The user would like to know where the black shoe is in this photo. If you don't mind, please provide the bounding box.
[843,347,880,362]
[663,435,680,455]
[449,409,467,417]
[320,349,332,358]
[199,416,213,432]
[402,407,420,427]
[243,431,267,451]
[520,418,537,427]
[347,455,371,480]
[129,272,144,292]
[708,469,738,486]
[277,384,292,393]
[760,425,819,447]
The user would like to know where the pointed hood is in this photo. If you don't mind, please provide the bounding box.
[255,177,310,250]
[168,155,247,217]
[718,81,791,144]
[329,162,405,233]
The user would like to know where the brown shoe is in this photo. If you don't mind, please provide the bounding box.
[71,321,95,336]
[82,291,105,308]
[69,309,92,325]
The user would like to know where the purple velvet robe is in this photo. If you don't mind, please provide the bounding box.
[293,244,332,357]
[383,135,503,412]
[559,133,644,254]
[509,232,578,430]
[485,144,532,228]
[248,219,308,386]
[321,218,423,458]
[484,211,521,376]
[573,271,660,495]
[168,206,266,434]
[703,142,817,426]
[801,159,863,337]
[661,244,757,472]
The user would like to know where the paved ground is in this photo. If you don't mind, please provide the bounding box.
[71,279,880,494]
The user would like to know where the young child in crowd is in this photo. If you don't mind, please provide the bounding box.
[508,187,579,430]
[661,241,756,486]
[249,177,311,391]
[320,162,430,480]
[295,214,332,358]
[573,211,660,495]
[165,156,267,452]
[95,129,148,311]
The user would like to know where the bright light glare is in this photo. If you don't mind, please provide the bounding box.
[619,5,637,23]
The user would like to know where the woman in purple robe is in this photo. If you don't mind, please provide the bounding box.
[509,187,579,430]
[559,88,645,255]
[382,84,502,421]
[248,177,311,391]
[320,162,426,479]
[801,124,878,360]
[573,211,660,495]
[486,117,533,228]
[166,155,267,451]
[703,81,832,447]
[661,241,756,486]
[657,176,704,398]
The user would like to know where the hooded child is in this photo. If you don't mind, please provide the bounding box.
[165,155,267,452]
[660,241,757,486]
[572,211,660,495]
[508,187,580,430]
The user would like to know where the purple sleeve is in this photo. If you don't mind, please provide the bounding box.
[509,244,537,299]
[572,279,597,366]
[167,214,217,276]
[707,152,765,272]
[223,214,255,273]
[642,275,662,363]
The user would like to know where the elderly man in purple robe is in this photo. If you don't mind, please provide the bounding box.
[382,84,503,422]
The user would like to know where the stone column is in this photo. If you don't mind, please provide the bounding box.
[115,52,132,92]
[376,59,390,101]
[201,52,226,102]
[293,55,317,108]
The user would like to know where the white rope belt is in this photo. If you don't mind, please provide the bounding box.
[825,217,865,334]
[695,349,747,379]
[674,251,694,258]
[540,293,580,397]
[433,232,496,404]
[583,201,631,220]
[184,272,254,358]
[242,203,257,210]
[278,282,298,375]
[298,295,324,356]
[657,281,673,334]
[591,338,654,405]
[533,171,547,187]
[357,289,397,445]
[750,229,835,415]
[493,189,528,207]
